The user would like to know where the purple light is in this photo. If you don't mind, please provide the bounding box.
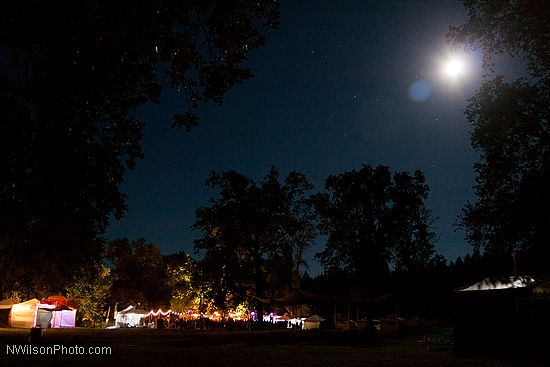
[250,312,255,316]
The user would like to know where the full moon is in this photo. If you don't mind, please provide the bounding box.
[444,59,464,77]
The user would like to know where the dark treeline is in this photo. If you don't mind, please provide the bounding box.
[2,164,505,325]
[61,164,541,325]
[102,164,454,323]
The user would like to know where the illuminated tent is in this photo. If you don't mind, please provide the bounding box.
[457,276,536,292]
[0,298,18,327]
[454,275,539,356]
[6,299,75,328]
[303,314,325,330]
[115,305,148,328]
[10,299,40,328]
[36,303,56,328]
[51,307,76,328]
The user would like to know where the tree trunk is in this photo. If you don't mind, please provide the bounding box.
[255,268,265,322]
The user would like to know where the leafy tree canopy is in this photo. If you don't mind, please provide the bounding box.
[315,165,438,293]
[164,251,213,313]
[0,0,279,295]
[447,0,549,80]
[65,264,112,327]
[448,1,550,275]
[193,166,316,314]
[107,238,169,307]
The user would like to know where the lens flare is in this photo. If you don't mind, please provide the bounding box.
[409,80,432,102]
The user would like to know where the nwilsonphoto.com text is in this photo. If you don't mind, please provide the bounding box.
[6,344,112,356]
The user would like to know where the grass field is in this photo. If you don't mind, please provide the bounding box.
[0,328,546,366]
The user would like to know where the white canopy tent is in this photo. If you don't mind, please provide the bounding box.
[51,309,77,328]
[458,276,536,292]
[303,314,325,330]
[115,305,148,328]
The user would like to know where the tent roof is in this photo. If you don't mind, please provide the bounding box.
[457,276,536,292]
[0,298,18,309]
[304,314,325,322]
[118,305,149,315]
[17,299,39,306]
[47,295,68,306]
[52,305,73,311]
[0,298,18,305]
[38,303,56,310]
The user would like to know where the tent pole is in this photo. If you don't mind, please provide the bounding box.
[333,303,337,329]
[347,301,350,330]
[32,300,39,328]
[105,305,111,325]
[395,303,399,335]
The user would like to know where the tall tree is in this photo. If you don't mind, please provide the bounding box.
[193,167,316,317]
[448,1,550,275]
[107,238,169,307]
[315,165,438,295]
[0,1,279,296]
[389,172,440,273]
[65,264,112,327]
[164,251,214,313]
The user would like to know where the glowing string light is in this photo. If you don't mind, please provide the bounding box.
[146,309,173,317]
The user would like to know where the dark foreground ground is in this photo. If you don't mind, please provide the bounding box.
[0,328,548,367]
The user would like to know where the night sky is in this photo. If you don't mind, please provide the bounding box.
[107,1,493,273]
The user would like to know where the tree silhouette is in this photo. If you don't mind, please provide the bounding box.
[447,0,549,80]
[448,1,550,275]
[107,238,169,307]
[65,264,112,327]
[0,1,279,296]
[193,167,316,317]
[315,165,438,296]
[164,252,212,313]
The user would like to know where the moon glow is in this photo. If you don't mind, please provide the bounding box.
[444,59,464,77]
